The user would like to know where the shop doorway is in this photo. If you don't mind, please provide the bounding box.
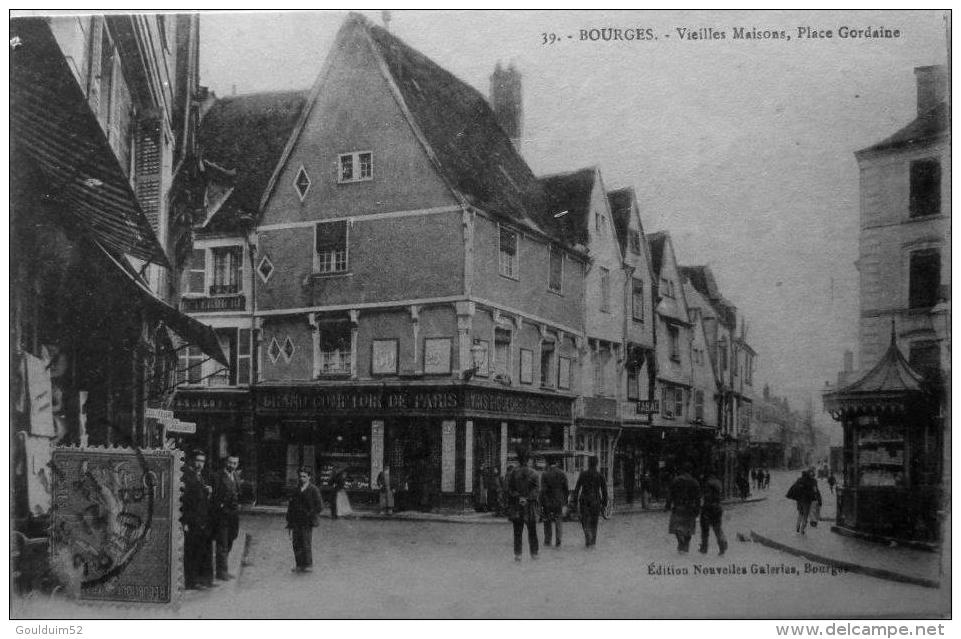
[386,419,441,512]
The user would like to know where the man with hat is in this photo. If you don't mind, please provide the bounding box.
[572,455,608,548]
[286,466,324,573]
[211,455,241,580]
[540,455,569,548]
[182,450,214,590]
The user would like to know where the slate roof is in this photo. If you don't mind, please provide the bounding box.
[363,18,555,239]
[537,168,597,247]
[197,90,309,226]
[857,102,948,155]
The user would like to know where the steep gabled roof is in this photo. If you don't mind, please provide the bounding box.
[198,90,309,228]
[680,264,737,328]
[857,102,948,156]
[362,17,554,238]
[538,168,596,246]
[648,231,667,276]
[608,188,633,254]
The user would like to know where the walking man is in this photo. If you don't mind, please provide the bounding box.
[667,461,700,553]
[698,468,728,555]
[506,450,540,561]
[286,466,324,573]
[182,450,214,590]
[540,456,569,548]
[211,455,241,580]
[572,455,608,548]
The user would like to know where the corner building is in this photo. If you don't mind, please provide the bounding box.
[178,14,588,507]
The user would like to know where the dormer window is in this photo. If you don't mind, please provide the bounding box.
[338,151,373,183]
[294,166,311,200]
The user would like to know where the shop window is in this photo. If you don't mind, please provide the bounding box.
[211,245,243,295]
[600,268,611,312]
[908,249,940,309]
[494,328,511,378]
[315,220,348,274]
[548,244,563,293]
[338,151,373,183]
[632,278,644,321]
[499,226,518,279]
[668,325,680,362]
[909,158,941,218]
[540,340,555,387]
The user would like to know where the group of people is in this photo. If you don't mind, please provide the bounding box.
[750,467,771,491]
[665,462,728,555]
[182,451,242,590]
[505,450,609,561]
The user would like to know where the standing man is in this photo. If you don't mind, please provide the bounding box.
[506,450,540,561]
[540,456,569,548]
[572,455,608,548]
[211,455,241,580]
[667,461,700,553]
[698,468,728,555]
[182,450,214,590]
[286,467,324,573]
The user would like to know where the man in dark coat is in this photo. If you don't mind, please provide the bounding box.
[506,451,540,561]
[667,462,700,553]
[286,467,324,573]
[572,455,608,548]
[211,455,241,580]
[540,457,569,547]
[182,450,214,590]
[698,469,728,555]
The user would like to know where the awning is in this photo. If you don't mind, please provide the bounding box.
[97,244,228,366]
[10,17,170,267]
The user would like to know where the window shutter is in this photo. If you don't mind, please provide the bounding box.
[135,119,162,232]
[316,220,347,252]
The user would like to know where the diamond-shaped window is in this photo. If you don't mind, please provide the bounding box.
[294,166,311,201]
[257,254,274,283]
[268,337,282,363]
[282,336,296,361]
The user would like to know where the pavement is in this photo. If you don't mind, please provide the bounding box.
[748,472,945,589]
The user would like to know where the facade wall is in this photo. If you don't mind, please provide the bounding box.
[470,214,585,333]
[261,315,313,381]
[623,207,656,349]
[857,139,950,369]
[584,181,626,344]
[258,27,457,228]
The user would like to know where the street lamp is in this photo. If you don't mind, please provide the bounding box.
[462,342,487,380]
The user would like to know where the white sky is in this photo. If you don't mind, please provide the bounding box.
[199,9,948,433]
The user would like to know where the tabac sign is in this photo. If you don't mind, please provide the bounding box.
[256,385,573,420]
[49,447,182,606]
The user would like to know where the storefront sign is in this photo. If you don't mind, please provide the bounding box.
[165,419,196,434]
[256,386,573,420]
[49,447,181,606]
[636,399,660,414]
[171,392,250,413]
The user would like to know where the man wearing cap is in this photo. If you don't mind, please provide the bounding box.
[211,455,241,580]
[286,466,324,573]
[182,450,214,590]
[540,456,569,548]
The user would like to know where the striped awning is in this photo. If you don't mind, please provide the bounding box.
[10,17,170,267]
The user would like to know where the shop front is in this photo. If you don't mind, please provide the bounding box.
[250,383,574,510]
[824,338,943,545]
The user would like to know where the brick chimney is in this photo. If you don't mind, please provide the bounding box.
[490,62,523,151]
[914,65,947,115]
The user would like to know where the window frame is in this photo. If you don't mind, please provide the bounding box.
[337,151,373,184]
[548,244,564,293]
[313,220,350,275]
[908,248,941,309]
[668,324,680,362]
[519,348,534,385]
[600,267,611,313]
[631,277,645,321]
[909,157,941,218]
[498,225,519,280]
[539,339,555,388]
[493,327,512,378]
[210,245,243,295]
[557,356,572,390]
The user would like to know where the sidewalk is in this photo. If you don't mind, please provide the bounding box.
[748,473,944,589]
